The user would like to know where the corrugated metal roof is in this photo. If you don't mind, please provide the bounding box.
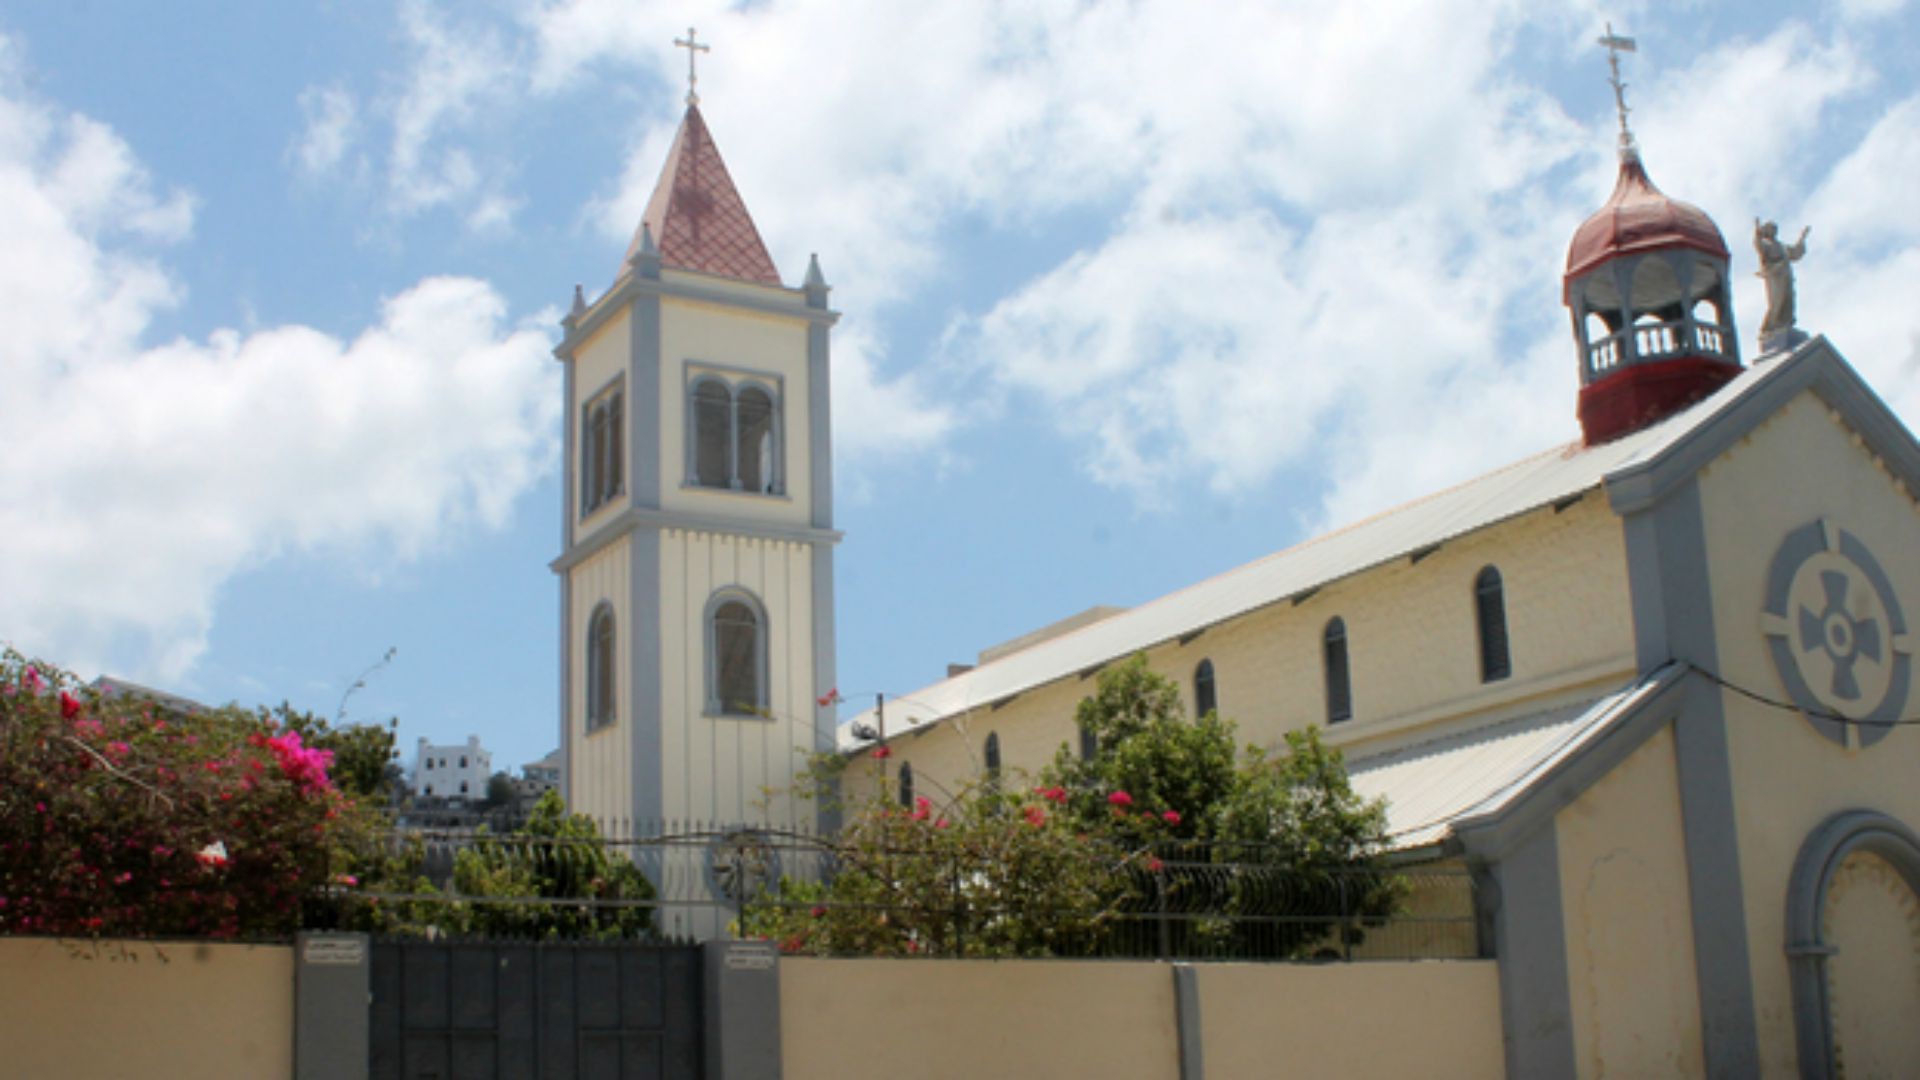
[840,352,1793,748]
[1346,669,1673,850]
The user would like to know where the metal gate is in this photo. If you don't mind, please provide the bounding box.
[368,940,704,1079]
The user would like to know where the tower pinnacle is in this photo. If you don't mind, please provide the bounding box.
[674,27,710,106]
[1597,23,1638,157]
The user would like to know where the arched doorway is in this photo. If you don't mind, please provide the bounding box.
[1786,810,1920,1079]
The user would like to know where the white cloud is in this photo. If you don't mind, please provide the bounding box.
[0,56,559,683]
[291,85,359,178]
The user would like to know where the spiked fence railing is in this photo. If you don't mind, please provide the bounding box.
[315,823,1482,961]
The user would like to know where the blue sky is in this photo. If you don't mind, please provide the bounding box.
[3,1,1917,776]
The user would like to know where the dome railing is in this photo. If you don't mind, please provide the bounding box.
[1584,316,1733,383]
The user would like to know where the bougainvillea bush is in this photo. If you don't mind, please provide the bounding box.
[0,650,367,939]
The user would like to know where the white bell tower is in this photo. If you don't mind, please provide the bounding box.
[551,96,839,831]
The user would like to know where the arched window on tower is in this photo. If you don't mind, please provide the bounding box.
[1323,618,1352,724]
[1475,566,1512,683]
[707,591,767,716]
[586,603,616,731]
[692,379,733,489]
[580,379,624,517]
[984,732,1002,783]
[897,762,915,809]
[688,374,782,494]
[1194,658,1217,719]
[1078,724,1098,762]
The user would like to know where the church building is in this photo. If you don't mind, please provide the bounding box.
[554,41,1920,1077]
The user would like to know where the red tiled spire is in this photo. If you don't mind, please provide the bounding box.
[625,104,781,286]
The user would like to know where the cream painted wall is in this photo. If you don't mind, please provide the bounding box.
[847,497,1637,809]
[781,958,1179,1080]
[1694,390,1920,1074]
[1555,725,1706,1078]
[569,304,631,535]
[780,957,1500,1080]
[657,295,812,528]
[659,528,816,826]
[568,539,632,827]
[0,938,293,1079]
[1196,962,1504,1078]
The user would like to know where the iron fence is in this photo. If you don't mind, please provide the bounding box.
[316,824,1483,962]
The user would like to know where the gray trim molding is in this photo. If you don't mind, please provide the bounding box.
[1785,809,1920,1080]
[552,507,841,574]
[1607,336,1920,517]
[1619,475,1761,1073]
[559,270,838,358]
[1487,822,1576,1079]
[807,314,832,529]
[631,288,663,507]
[629,529,663,823]
[702,941,781,1080]
[811,543,839,834]
[1173,963,1205,1080]
[295,933,370,1080]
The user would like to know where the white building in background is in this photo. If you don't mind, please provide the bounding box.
[412,735,491,801]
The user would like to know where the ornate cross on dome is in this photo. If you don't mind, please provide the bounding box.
[1597,23,1638,154]
[675,27,711,105]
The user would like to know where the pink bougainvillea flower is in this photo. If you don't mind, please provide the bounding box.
[1107,790,1133,807]
[59,691,82,720]
[195,841,229,868]
[910,796,931,822]
[332,874,359,887]
[871,745,891,760]
[1162,810,1182,825]
[24,666,44,693]
[935,817,951,830]
[1044,786,1069,804]
[106,741,130,761]
[1023,805,1047,828]
[1145,857,1165,873]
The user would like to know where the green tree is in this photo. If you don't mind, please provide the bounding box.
[276,706,399,803]
[483,771,515,810]
[750,654,1399,959]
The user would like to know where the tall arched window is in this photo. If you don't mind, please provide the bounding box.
[580,379,624,516]
[897,762,915,809]
[707,591,767,716]
[1475,566,1512,682]
[688,374,782,494]
[586,604,616,731]
[1323,617,1352,724]
[1078,724,1098,762]
[1194,659,1217,718]
[984,732,1002,781]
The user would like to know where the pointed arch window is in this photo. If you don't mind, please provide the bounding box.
[580,379,624,517]
[687,371,782,495]
[1323,618,1352,724]
[1475,566,1512,683]
[706,590,768,717]
[984,732,1002,782]
[897,762,915,809]
[1194,659,1217,719]
[586,603,616,731]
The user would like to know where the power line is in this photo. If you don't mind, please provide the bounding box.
[1683,660,1920,728]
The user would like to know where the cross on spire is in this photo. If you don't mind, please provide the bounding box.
[1597,22,1638,155]
[675,27,711,105]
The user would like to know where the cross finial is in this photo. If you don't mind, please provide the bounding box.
[674,27,711,106]
[1596,22,1638,156]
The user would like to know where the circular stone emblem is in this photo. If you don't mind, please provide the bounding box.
[705,829,780,904]
[1761,519,1913,749]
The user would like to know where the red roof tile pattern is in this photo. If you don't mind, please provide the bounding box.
[625,105,781,286]
[1565,153,1728,284]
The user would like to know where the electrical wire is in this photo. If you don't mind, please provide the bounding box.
[1683,660,1920,728]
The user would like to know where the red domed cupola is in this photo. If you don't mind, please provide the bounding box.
[1564,28,1741,446]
